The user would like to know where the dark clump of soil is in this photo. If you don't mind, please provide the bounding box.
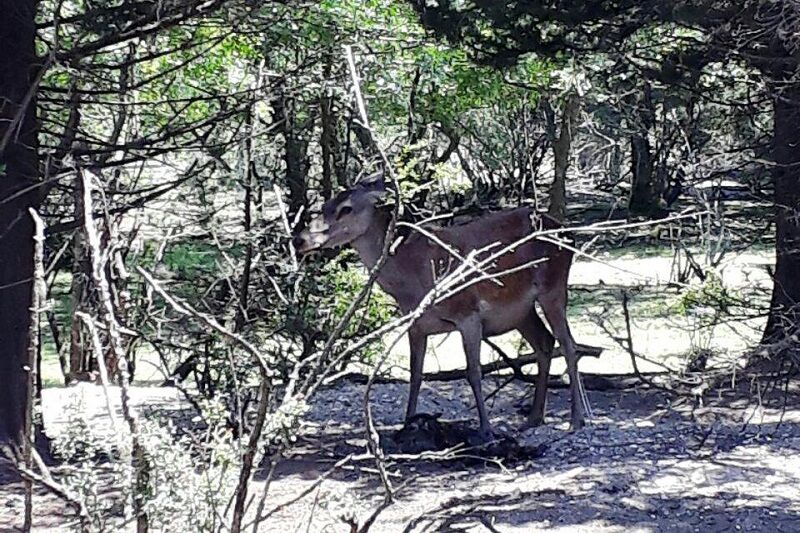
[379,412,547,462]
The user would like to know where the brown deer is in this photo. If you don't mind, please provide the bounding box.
[293,178,587,439]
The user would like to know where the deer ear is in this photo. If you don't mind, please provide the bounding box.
[358,175,387,203]
[359,175,386,193]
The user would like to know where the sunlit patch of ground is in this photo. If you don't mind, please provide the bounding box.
[264,378,800,532]
[31,376,800,532]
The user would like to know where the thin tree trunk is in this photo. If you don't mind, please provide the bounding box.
[763,82,800,343]
[628,83,664,217]
[546,90,580,222]
[319,56,339,199]
[601,104,623,185]
[69,173,92,381]
[23,211,45,532]
[235,109,254,332]
[320,92,336,201]
[81,169,150,532]
[274,83,309,220]
[0,0,39,445]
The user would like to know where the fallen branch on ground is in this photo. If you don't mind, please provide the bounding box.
[335,369,665,390]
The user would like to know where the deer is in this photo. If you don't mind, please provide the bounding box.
[292,178,588,440]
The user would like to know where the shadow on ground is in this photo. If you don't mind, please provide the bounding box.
[258,375,800,531]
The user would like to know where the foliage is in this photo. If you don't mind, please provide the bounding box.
[285,255,394,365]
[674,272,739,317]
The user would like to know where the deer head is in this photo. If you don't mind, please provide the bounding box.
[292,178,386,253]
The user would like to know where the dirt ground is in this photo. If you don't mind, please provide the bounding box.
[0,457,74,533]
[262,376,800,532]
[15,373,800,533]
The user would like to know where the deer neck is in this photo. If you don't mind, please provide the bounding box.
[350,210,425,313]
[350,209,391,270]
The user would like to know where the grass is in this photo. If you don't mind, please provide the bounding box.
[161,241,221,277]
[568,286,681,322]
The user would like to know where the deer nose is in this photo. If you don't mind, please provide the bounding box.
[292,234,305,249]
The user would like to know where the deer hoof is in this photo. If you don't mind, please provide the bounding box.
[569,418,586,431]
[526,415,546,428]
[477,427,496,444]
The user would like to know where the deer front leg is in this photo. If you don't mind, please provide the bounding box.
[406,327,427,420]
[532,353,553,426]
[460,316,493,440]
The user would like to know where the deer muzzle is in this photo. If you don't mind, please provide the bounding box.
[292,229,328,253]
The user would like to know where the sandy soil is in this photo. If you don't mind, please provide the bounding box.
[260,376,800,532]
[19,374,800,533]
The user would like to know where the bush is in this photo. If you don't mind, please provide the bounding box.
[285,252,395,366]
[674,271,738,318]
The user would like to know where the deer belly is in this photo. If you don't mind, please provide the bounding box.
[478,294,536,336]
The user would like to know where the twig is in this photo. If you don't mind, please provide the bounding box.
[23,209,46,533]
[14,461,92,530]
[1,447,91,533]
[616,290,681,393]
[249,459,277,533]
[257,455,353,522]
[135,266,275,533]
[230,377,270,533]
[273,183,298,271]
[621,291,646,382]
[136,267,272,375]
[345,498,394,533]
[81,169,150,533]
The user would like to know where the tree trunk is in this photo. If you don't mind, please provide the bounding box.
[545,91,580,222]
[763,82,800,343]
[0,0,39,444]
[273,84,308,220]
[628,133,659,214]
[627,83,664,217]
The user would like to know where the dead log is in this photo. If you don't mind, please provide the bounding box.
[424,342,602,382]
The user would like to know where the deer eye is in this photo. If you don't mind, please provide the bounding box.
[336,206,352,219]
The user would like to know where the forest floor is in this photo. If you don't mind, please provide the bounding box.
[267,375,800,532]
[11,374,800,532]
[0,457,73,532]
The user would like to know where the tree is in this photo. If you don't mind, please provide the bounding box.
[626,82,661,217]
[1,0,248,441]
[0,0,39,445]
[408,0,800,344]
[544,89,580,221]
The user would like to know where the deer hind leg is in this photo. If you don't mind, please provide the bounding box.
[406,327,428,420]
[459,315,493,440]
[538,290,587,430]
[517,309,555,426]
